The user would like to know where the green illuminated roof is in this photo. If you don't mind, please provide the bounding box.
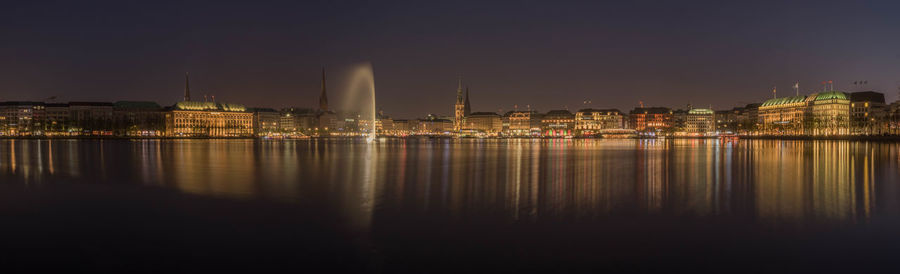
[761,95,807,107]
[688,108,714,115]
[815,91,848,101]
[175,101,247,112]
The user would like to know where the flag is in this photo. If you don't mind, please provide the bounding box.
[854,81,858,85]
[828,80,833,84]
[793,82,799,89]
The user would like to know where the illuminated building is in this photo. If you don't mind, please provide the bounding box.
[628,107,673,133]
[0,101,45,136]
[890,101,900,135]
[44,103,70,135]
[758,95,810,135]
[809,91,850,135]
[113,101,165,136]
[418,115,453,134]
[541,110,574,137]
[391,119,415,135]
[453,79,466,131]
[685,108,715,136]
[849,91,887,134]
[280,108,318,135]
[164,73,253,137]
[250,108,280,137]
[575,108,624,136]
[463,112,502,135]
[69,102,114,136]
[376,111,394,135]
[759,91,850,135]
[166,101,253,137]
[503,110,542,136]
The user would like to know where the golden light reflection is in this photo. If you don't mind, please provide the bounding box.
[0,139,896,226]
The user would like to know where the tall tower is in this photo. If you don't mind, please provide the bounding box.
[464,86,471,116]
[184,72,191,101]
[319,68,329,112]
[454,78,465,131]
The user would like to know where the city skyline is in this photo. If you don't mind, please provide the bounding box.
[4,1,900,118]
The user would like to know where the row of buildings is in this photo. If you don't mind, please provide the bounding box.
[433,82,900,137]
[3,73,900,138]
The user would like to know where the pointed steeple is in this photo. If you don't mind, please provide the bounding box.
[319,67,329,111]
[456,77,464,104]
[464,86,471,116]
[184,72,191,101]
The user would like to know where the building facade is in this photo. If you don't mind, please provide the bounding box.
[463,112,502,135]
[849,91,887,135]
[113,101,165,136]
[685,108,715,136]
[541,110,575,137]
[629,107,673,133]
[575,108,624,136]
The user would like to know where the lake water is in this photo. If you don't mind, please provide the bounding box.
[2,138,900,272]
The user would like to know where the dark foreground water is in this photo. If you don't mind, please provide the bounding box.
[1,138,900,272]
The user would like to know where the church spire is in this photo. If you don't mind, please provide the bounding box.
[319,67,329,111]
[184,72,191,101]
[456,77,464,104]
[464,86,471,116]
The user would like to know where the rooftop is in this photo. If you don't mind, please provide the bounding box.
[174,101,247,112]
[815,91,848,101]
[761,95,807,107]
[688,108,714,115]
[849,91,885,103]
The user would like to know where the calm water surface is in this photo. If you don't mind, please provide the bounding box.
[2,138,900,272]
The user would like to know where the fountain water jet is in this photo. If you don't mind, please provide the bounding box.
[339,63,377,142]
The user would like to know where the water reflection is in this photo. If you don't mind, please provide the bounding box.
[0,139,898,226]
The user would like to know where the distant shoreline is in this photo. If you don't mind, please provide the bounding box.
[3,135,900,141]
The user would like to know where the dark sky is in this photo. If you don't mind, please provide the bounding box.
[3,0,900,118]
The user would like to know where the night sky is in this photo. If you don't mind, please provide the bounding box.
[3,0,900,118]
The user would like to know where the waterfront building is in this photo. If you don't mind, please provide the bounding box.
[758,95,810,135]
[250,108,280,137]
[890,101,900,135]
[165,74,253,137]
[504,110,543,136]
[453,79,465,131]
[672,108,689,132]
[463,112,502,135]
[849,91,887,134]
[376,112,394,135]
[809,91,850,135]
[628,107,673,133]
[69,102,114,136]
[280,108,318,135]
[113,101,165,136]
[0,101,45,136]
[166,101,253,137]
[685,108,715,136]
[574,108,624,136]
[44,103,70,135]
[715,109,739,133]
[392,119,415,136]
[540,110,575,137]
[758,91,850,135]
[418,115,453,134]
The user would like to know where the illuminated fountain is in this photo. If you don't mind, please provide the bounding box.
[340,63,377,142]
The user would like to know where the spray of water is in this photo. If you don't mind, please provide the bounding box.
[341,63,377,142]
